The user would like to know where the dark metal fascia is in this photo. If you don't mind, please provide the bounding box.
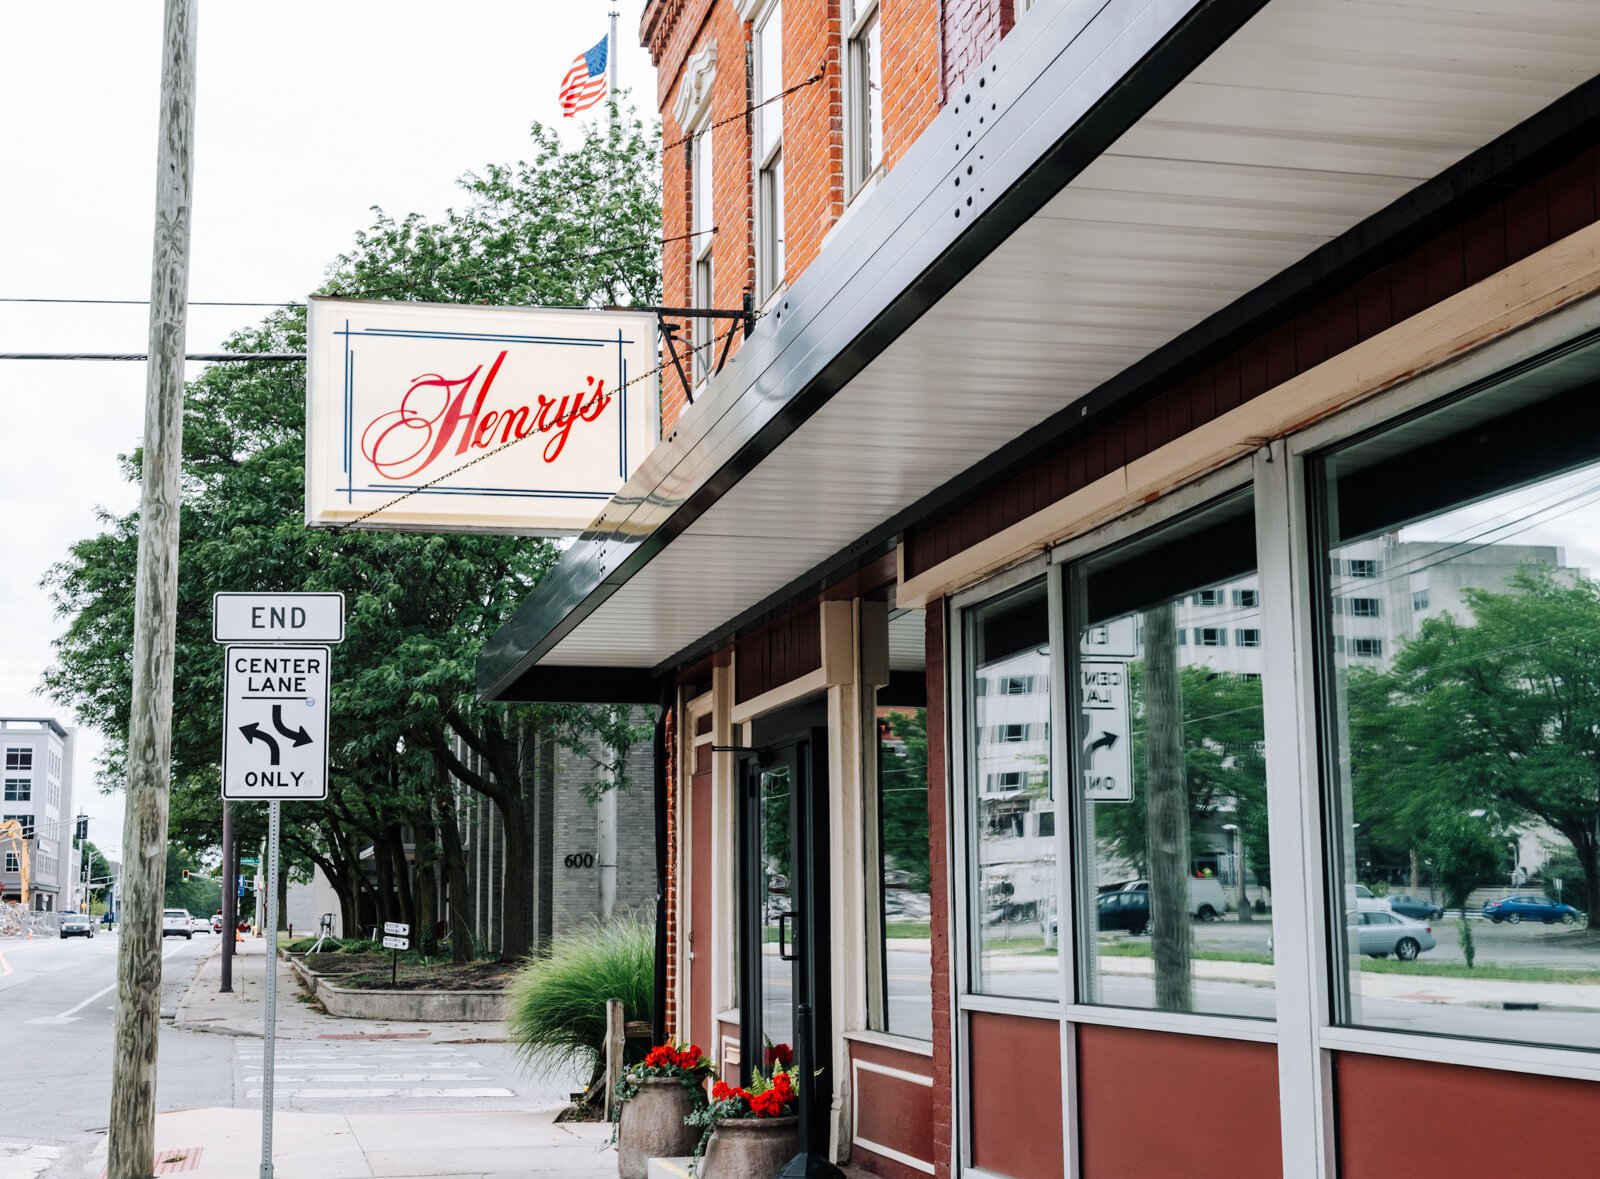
[476,0,1269,701]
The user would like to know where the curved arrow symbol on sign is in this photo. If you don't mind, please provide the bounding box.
[1085,730,1119,756]
[240,723,281,765]
[271,704,313,748]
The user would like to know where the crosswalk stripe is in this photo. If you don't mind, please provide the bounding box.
[243,1087,515,1099]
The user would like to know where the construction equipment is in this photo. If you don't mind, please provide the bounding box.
[0,817,30,909]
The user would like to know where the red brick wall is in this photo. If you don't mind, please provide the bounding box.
[646,0,945,437]
[942,0,1012,93]
[924,600,953,1178]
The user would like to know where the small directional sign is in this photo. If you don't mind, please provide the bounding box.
[383,921,410,937]
[223,646,330,800]
[1082,616,1138,659]
[1080,659,1133,802]
[382,934,410,950]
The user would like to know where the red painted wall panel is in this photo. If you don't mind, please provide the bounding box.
[925,603,954,1179]
[1077,1025,1280,1179]
[849,1039,936,1178]
[1336,1053,1600,1177]
[967,1011,1064,1178]
[734,600,822,702]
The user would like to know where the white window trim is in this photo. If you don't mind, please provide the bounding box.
[751,0,785,302]
[844,0,883,199]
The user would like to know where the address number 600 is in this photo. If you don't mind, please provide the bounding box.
[564,852,596,869]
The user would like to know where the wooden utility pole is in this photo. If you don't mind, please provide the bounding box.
[107,2,197,1175]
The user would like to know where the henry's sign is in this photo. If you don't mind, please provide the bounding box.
[305,298,658,534]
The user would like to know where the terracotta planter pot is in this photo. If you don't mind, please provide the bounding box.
[700,1115,798,1179]
[616,1077,701,1179]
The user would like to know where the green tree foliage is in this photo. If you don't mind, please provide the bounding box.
[44,109,662,960]
[1347,567,1600,930]
[881,710,931,892]
[1097,663,1267,885]
[164,846,221,915]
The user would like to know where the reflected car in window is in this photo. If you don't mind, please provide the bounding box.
[1095,890,1152,936]
[1482,895,1582,925]
[1348,910,1435,960]
[1385,893,1444,921]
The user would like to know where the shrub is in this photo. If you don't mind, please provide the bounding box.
[507,912,654,1084]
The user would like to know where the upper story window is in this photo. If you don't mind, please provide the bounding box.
[1192,589,1222,607]
[3,778,29,802]
[754,1,785,300]
[845,0,882,196]
[690,126,715,388]
[5,748,31,772]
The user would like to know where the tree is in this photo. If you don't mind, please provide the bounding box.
[1421,811,1502,968]
[1348,568,1600,930]
[44,108,663,960]
[164,847,221,915]
[881,709,931,892]
[1143,603,1192,1012]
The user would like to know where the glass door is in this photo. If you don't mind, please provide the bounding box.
[739,730,835,1167]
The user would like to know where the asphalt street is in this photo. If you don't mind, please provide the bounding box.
[0,932,577,1178]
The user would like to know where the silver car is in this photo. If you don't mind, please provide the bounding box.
[1347,909,1435,961]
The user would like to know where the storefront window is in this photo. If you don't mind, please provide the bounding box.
[964,580,1058,999]
[878,702,931,1038]
[1315,340,1600,1049]
[1068,492,1275,1018]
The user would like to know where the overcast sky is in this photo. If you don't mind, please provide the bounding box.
[0,3,658,861]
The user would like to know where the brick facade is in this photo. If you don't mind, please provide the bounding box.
[645,0,985,436]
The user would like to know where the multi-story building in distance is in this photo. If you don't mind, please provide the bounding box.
[0,717,78,912]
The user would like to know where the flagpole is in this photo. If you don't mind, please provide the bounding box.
[608,8,620,137]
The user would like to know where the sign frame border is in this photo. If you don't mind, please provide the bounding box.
[221,642,332,802]
[212,591,346,645]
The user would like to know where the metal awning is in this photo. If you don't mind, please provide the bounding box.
[480,0,1600,701]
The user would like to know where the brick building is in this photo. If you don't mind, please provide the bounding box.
[479,2,1600,1176]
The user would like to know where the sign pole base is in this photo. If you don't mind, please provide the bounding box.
[260,800,279,1179]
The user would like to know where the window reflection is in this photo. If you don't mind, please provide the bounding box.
[1318,354,1600,1048]
[1071,493,1275,1018]
[966,581,1058,1000]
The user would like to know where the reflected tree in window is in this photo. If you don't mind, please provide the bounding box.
[1143,603,1192,1011]
[1349,568,1600,932]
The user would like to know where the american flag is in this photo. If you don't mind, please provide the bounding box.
[559,35,609,117]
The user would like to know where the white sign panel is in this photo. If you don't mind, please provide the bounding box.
[382,935,410,951]
[1081,617,1138,659]
[1081,659,1133,802]
[383,921,410,937]
[223,646,330,800]
[213,592,345,644]
[305,297,659,535]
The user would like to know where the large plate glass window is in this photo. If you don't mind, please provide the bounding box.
[1066,491,1274,1018]
[963,580,1057,999]
[1313,334,1600,1050]
[753,1,785,300]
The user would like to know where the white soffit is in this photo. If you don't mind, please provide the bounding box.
[539,0,1600,669]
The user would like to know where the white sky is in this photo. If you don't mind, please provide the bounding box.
[0,3,658,861]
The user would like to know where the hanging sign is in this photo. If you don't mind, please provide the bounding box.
[305,297,659,535]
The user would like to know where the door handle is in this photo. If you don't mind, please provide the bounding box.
[778,912,797,961]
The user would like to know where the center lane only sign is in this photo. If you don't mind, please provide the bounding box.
[223,646,331,800]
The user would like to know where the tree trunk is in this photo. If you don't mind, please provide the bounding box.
[414,809,439,955]
[372,830,397,926]
[389,829,415,931]
[1143,603,1192,1013]
[276,854,289,932]
[1409,846,1422,897]
[435,777,475,964]
[496,790,532,960]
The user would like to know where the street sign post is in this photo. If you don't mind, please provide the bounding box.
[382,922,410,985]
[212,593,342,1179]
[1081,660,1134,802]
[222,646,330,801]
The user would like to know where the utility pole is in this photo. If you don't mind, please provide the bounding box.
[107,2,197,1176]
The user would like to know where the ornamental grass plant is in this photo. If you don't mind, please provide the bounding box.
[506,912,654,1095]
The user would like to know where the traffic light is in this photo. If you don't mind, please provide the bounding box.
[74,814,88,841]
[182,869,191,882]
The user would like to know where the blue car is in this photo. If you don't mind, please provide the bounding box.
[1482,895,1582,925]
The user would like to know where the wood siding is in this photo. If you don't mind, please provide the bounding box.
[734,600,822,703]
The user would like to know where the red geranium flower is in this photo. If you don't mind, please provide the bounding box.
[763,1042,794,1069]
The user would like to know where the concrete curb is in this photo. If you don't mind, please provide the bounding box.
[288,953,512,1021]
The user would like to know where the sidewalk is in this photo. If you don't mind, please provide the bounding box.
[82,1108,616,1178]
[174,937,506,1041]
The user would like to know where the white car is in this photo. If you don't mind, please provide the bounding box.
[190,916,211,933]
[1120,877,1231,922]
[162,908,194,939]
[1353,884,1393,913]
[1347,909,1435,961]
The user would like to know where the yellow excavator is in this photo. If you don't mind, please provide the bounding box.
[0,817,30,909]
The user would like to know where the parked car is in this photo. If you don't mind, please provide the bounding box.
[1120,877,1230,922]
[162,908,194,939]
[1352,884,1392,913]
[59,913,95,939]
[1348,909,1435,960]
[1385,893,1444,921]
[1483,895,1582,925]
[1096,890,1153,935]
[211,911,225,934]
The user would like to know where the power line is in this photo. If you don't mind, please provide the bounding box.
[0,227,718,315]
[0,351,305,362]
